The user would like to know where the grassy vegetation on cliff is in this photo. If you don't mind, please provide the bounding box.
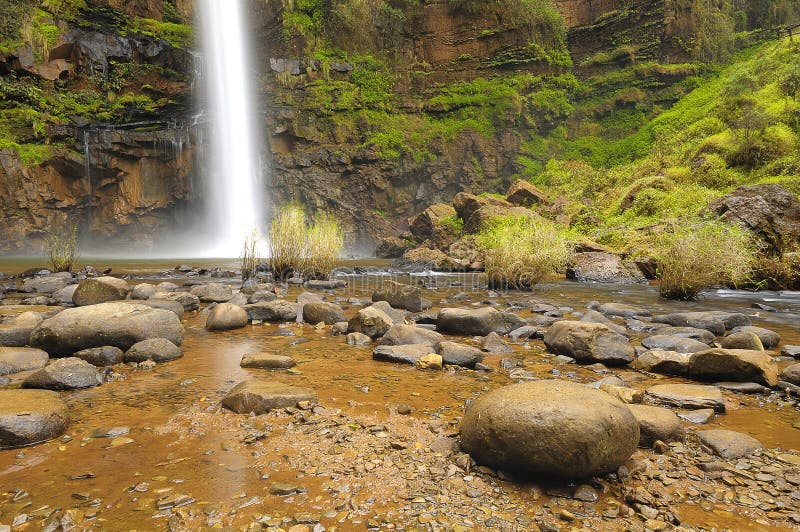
[519,37,800,253]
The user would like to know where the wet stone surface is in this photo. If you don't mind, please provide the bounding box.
[0,264,799,530]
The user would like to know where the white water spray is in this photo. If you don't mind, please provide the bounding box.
[198,0,263,257]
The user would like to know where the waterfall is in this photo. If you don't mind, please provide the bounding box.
[197,0,264,257]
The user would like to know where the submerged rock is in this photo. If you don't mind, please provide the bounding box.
[460,380,639,478]
[30,302,184,356]
[0,389,70,448]
[23,358,102,390]
[543,321,634,365]
[222,381,317,414]
[240,353,296,369]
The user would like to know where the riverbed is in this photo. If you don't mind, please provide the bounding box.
[0,261,799,530]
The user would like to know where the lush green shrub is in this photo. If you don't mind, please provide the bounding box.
[477,215,573,289]
[654,220,757,300]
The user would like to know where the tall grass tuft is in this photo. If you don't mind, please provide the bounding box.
[240,229,260,282]
[268,204,307,282]
[477,216,573,290]
[305,213,344,280]
[44,223,78,272]
[654,220,757,300]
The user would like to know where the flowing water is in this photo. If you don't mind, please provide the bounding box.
[197,0,264,257]
[0,263,799,529]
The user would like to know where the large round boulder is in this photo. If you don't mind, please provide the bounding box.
[205,303,248,331]
[124,338,182,363]
[460,380,639,478]
[72,277,130,306]
[190,282,233,303]
[30,302,184,356]
[22,358,102,390]
[0,389,70,449]
[243,300,298,323]
[543,321,635,365]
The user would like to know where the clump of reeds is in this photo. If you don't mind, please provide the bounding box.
[305,213,344,280]
[240,229,260,282]
[477,215,573,290]
[43,223,78,272]
[655,220,757,300]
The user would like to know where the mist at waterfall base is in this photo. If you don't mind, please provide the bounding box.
[195,0,266,258]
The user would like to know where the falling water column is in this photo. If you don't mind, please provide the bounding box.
[198,0,264,257]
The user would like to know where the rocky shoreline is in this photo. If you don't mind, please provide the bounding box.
[0,265,799,530]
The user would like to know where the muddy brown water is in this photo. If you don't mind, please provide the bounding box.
[0,261,799,529]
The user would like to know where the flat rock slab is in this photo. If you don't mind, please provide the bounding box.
[646,383,725,412]
[678,409,715,424]
[696,429,763,459]
[641,335,710,354]
[715,381,770,394]
[240,353,296,370]
[0,389,70,448]
[222,381,317,415]
[0,347,49,375]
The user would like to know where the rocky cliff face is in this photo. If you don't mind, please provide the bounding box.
[0,0,694,254]
[0,0,201,254]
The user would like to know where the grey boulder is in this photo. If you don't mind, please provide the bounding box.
[543,321,634,365]
[22,358,101,390]
[30,302,184,356]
